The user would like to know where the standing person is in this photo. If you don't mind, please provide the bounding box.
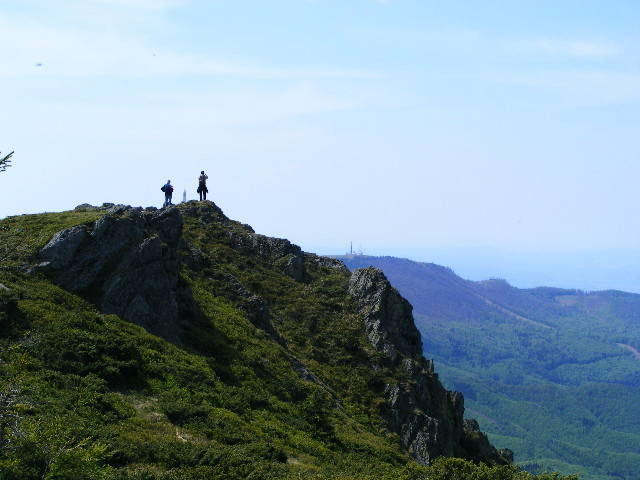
[197,170,209,201]
[161,180,174,207]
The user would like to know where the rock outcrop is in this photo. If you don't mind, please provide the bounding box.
[34,206,190,341]
[227,231,306,282]
[349,267,510,466]
[463,419,514,465]
[349,267,422,363]
[29,201,508,467]
[32,202,285,343]
[305,254,351,275]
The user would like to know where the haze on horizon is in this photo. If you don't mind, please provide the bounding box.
[2,0,639,291]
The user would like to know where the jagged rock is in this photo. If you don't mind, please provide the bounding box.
[181,200,226,226]
[349,268,461,464]
[249,235,306,282]
[74,203,100,211]
[463,418,481,432]
[227,230,307,282]
[384,370,466,465]
[37,225,89,271]
[249,235,299,259]
[106,204,131,215]
[33,206,189,341]
[348,267,422,363]
[499,448,514,463]
[100,234,181,339]
[349,267,508,466]
[36,210,147,293]
[403,357,435,376]
[153,207,183,245]
[462,418,511,465]
[402,358,419,376]
[305,254,351,275]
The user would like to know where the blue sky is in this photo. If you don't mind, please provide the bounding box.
[1,0,640,289]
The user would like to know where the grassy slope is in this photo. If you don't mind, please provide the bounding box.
[338,255,640,480]
[0,208,576,480]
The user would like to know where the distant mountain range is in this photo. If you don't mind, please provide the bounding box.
[329,247,640,293]
[336,254,640,480]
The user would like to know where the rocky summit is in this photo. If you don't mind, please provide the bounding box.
[0,201,556,480]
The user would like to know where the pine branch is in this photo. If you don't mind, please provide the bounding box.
[0,151,14,172]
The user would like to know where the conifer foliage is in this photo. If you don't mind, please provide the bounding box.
[0,151,13,172]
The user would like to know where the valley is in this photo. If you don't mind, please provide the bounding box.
[338,255,640,480]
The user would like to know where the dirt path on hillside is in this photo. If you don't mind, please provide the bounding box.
[470,291,554,329]
[617,343,640,360]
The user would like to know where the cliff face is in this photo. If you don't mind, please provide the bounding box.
[348,268,509,465]
[34,206,188,341]
[22,201,508,468]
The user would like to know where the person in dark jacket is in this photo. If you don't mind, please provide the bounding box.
[197,171,209,201]
[161,180,174,207]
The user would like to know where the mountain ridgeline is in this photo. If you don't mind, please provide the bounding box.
[0,202,566,480]
[337,254,640,480]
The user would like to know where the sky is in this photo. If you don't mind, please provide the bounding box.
[1,0,640,290]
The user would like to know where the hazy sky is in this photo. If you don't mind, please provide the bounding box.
[2,1,639,270]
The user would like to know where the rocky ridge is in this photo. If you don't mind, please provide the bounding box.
[28,200,510,466]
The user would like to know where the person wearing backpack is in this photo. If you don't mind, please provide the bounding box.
[197,170,209,201]
[161,180,174,207]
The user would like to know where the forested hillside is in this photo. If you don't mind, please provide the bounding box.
[338,255,640,480]
[0,202,572,480]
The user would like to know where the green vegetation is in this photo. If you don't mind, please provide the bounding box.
[0,151,12,173]
[0,208,577,479]
[0,209,105,266]
[339,255,640,480]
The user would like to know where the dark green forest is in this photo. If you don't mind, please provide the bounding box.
[339,255,640,480]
